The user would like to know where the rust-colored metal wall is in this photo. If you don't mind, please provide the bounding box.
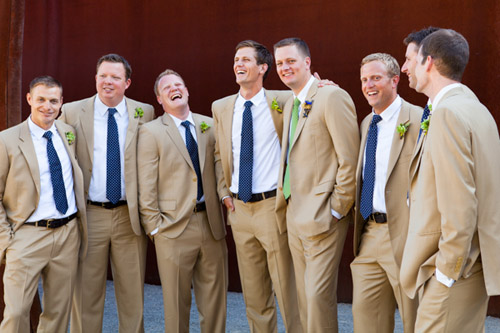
[2,0,499,319]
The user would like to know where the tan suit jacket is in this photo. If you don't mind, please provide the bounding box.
[59,96,154,235]
[212,89,290,229]
[0,119,88,260]
[137,113,225,240]
[401,85,500,298]
[276,79,359,237]
[354,99,422,267]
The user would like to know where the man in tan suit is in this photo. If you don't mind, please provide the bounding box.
[0,76,87,332]
[400,29,500,332]
[274,37,359,332]
[59,54,154,333]
[212,40,301,332]
[138,69,227,332]
[351,53,421,332]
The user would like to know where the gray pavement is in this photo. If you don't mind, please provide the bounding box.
[100,281,500,332]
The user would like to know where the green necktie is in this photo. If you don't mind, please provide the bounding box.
[283,98,301,199]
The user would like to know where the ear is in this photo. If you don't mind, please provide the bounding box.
[156,95,162,105]
[125,78,131,90]
[26,92,32,106]
[425,56,433,72]
[260,63,268,75]
[305,56,311,69]
[392,75,400,88]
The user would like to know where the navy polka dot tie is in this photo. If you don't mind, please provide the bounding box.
[106,108,121,204]
[360,114,383,220]
[181,121,204,201]
[238,101,253,203]
[43,131,68,214]
[417,104,430,142]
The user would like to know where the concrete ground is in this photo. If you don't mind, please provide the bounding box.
[99,281,500,332]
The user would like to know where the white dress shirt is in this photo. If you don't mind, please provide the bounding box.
[292,75,342,219]
[427,83,462,288]
[27,117,77,221]
[88,96,128,202]
[362,95,402,214]
[230,88,281,194]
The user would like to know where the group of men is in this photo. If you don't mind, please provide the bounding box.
[0,26,499,333]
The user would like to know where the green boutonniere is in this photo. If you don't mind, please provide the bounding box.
[421,117,430,136]
[396,121,410,139]
[200,121,211,133]
[134,107,144,118]
[303,100,313,117]
[271,98,282,113]
[65,131,75,145]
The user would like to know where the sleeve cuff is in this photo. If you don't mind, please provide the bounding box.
[331,208,343,220]
[435,267,455,288]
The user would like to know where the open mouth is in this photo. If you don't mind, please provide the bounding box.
[171,93,182,101]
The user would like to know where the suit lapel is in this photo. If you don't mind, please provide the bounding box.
[18,121,41,196]
[55,120,76,166]
[265,90,284,142]
[386,102,409,182]
[124,97,139,151]
[192,114,206,173]
[221,95,237,176]
[356,115,371,184]
[291,80,318,151]
[80,97,95,164]
[162,114,194,170]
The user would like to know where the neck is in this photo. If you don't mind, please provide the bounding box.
[291,74,312,96]
[239,83,263,100]
[166,106,190,120]
[426,74,459,103]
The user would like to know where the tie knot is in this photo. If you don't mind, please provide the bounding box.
[244,101,253,109]
[372,114,382,125]
[294,98,301,108]
[181,120,190,129]
[108,108,117,116]
[43,131,53,140]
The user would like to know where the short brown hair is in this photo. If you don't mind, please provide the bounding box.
[29,75,63,94]
[154,69,184,96]
[419,29,469,81]
[403,27,440,46]
[96,54,132,80]
[361,53,400,78]
[235,40,273,80]
[273,37,311,58]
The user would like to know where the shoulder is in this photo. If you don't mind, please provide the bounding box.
[54,120,75,133]
[0,122,23,142]
[265,89,292,103]
[62,96,94,112]
[212,94,237,112]
[193,113,213,125]
[125,97,155,117]
[401,99,423,119]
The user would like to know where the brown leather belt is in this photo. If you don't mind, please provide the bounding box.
[87,200,127,209]
[231,189,277,202]
[25,212,78,228]
[194,202,206,212]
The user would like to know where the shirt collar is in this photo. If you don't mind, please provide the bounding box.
[95,95,127,118]
[294,75,315,104]
[236,87,265,109]
[428,83,462,113]
[168,111,195,128]
[28,116,57,139]
[373,95,402,122]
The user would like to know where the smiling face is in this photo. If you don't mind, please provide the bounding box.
[156,74,189,116]
[401,42,420,90]
[233,47,267,90]
[27,84,63,130]
[414,49,431,95]
[275,44,311,94]
[360,60,399,114]
[96,61,131,107]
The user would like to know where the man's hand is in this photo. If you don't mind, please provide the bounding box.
[314,72,339,87]
[223,196,235,212]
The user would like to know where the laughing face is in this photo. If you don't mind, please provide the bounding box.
[233,47,267,89]
[156,74,189,114]
[96,61,131,107]
[360,60,399,114]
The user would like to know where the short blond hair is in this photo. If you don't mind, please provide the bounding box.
[361,53,400,77]
[154,69,184,96]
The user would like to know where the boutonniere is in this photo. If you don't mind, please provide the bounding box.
[302,100,313,117]
[65,131,75,145]
[134,107,144,118]
[421,117,431,136]
[396,121,410,139]
[271,98,282,113]
[200,121,211,133]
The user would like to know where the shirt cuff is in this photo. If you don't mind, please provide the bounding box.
[221,195,231,203]
[331,209,343,220]
[435,267,455,288]
[150,227,159,236]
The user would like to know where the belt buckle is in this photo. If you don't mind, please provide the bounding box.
[45,218,55,228]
